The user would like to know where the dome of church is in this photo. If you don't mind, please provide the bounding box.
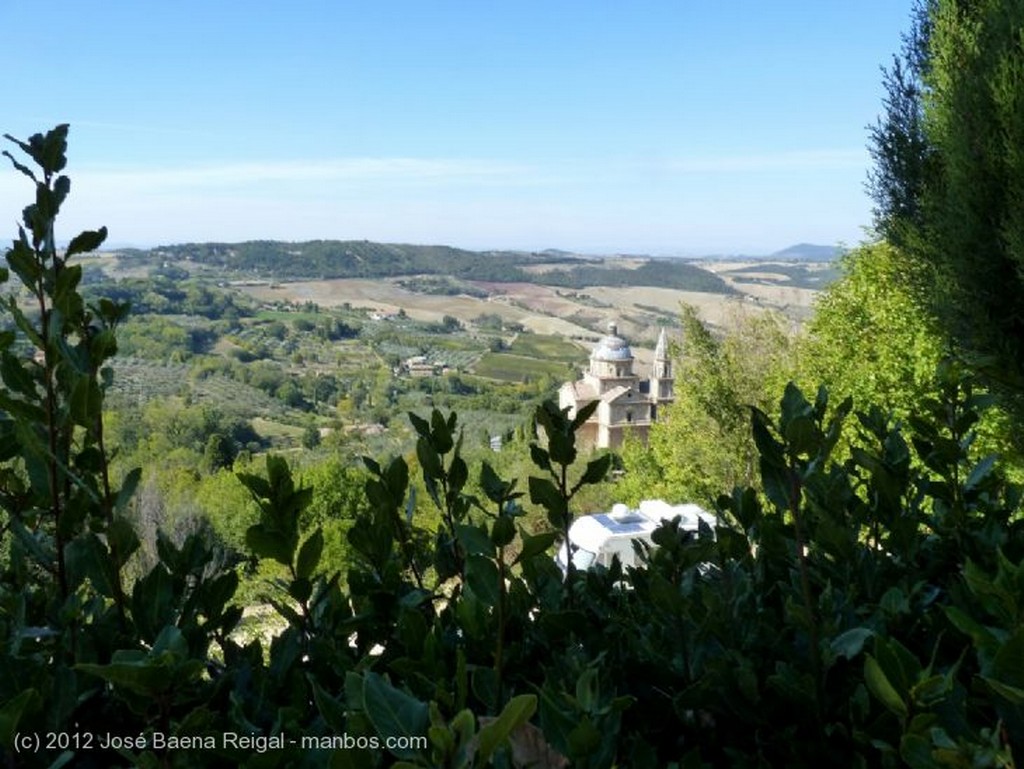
[591,322,633,361]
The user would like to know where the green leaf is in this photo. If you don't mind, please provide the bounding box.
[65,533,119,597]
[477,694,537,764]
[246,524,294,566]
[289,577,312,604]
[152,624,189,657]
[131,565,174,642]
[944,605,997,654]
[964,454,998,492]
[416,437,443,479]
[990,627,1024,690]
[750,408,784,464]
[310,676,348,733]
[53,263,82,309]
[471,667,498,709]
[106,517,140,564]
[430,409,453,453]
[909,674,951,708]
[571,399,599,430]
[831,628,874,660]
[575,667,598,711]
[466,554,501,606]
[780,382,813,430]
[759,455,793,513]
[491,515,515,548]
[456,524,494,557]
[783,414,818,456]
[529,444,551,473]
[514,528,557,565]
[536,684,577,757]
[407,410,430,438]
[2,147,38,182]
[0,689,40,748]
[75,659,192,698]
[899,733,937,769]
[981,676,1024,704]
[296,528,324,579]
[5,295,43,348]
[236,472,272,502]
[65,226,108,259]
[449,454,468,493]
[578,453,611,488]
[0,352,38,398]
[362,672,429,760]
[39,124,69,175]
[529,477,566,519]
[547,429,576,467]
[567,716,602,757]
[865,654,908,718]
[69,377,101,426]
[384,456,410,500]
[480,461,508,503]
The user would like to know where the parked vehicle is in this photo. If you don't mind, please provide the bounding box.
[555,499,715,574]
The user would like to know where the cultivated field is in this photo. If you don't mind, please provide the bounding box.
[239,259,829,354]
[240,279,599,338]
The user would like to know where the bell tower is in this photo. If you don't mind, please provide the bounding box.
[650,328,673,401]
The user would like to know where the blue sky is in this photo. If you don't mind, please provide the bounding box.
[1,1,913,254]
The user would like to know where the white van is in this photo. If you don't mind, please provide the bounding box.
[555,499,715,574]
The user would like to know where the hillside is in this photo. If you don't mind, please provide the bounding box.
[117,240,736,294]
[769,242,841,261]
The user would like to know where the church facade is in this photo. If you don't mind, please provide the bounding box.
[558,322,673,449]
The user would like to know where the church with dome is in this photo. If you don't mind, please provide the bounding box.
[558,322,674,449]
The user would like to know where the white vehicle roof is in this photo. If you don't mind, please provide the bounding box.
[568,499,714,554]
[637,499,716,529]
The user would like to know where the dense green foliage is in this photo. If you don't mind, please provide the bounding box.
[537,260,735,294]
[801,241,944,425]
[869,0,1024,440]
[90,277,248,320]
[619,304,796,506]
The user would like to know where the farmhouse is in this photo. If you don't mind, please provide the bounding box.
[403,355,436,377]
[558,322,673,449]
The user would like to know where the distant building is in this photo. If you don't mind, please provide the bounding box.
[558,322,673,449]
[403,355,436,377]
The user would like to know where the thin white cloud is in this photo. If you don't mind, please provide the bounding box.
[73,158,538,191]
[0,147,872,251]
[665,148,868,174]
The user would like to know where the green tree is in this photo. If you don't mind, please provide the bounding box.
[204,432,236,472]
[800,241,944,422]
[302,422,322,449]
[870,0,1024,445]
[620,304,796,505]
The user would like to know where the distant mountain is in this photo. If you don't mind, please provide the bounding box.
[769,243,841,262]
